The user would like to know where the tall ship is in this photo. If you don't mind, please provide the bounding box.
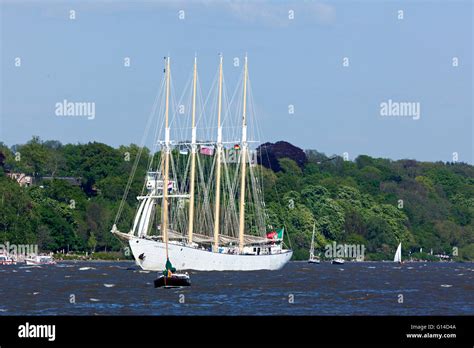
[111,55,292,271]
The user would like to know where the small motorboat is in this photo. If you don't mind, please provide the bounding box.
[25,255,56,265]
[331,258,345,265]
[308,257,320,264]
[154,273,191,288]
[0,255,16,265]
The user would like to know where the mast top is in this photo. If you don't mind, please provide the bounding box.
[164,56,171,72]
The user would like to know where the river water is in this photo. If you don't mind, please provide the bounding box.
[0,261,472,315]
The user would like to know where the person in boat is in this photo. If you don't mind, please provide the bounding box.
[162,258,176,277]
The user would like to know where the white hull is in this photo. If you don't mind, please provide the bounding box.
[129,237,293,271]
[331,258,345,265]
[308,258,320,264]
[25,260,43,265]
[25,257,56,265]
[25,261,55,265]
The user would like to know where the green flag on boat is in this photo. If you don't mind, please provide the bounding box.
[162,258,176,276]
[277,228,284,239]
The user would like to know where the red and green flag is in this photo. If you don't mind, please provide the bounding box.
[266,228,284,240]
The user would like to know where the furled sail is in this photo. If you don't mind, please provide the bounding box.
[153,230,270,245]
[138,197,154,237]
[131,198,147,234]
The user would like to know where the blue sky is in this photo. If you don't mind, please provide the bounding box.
[1,0,472,163]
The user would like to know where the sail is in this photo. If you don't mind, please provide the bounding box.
[142,198,156,237]
[394,243,402,263]
[138,197,154,237]
[309,225,315,258]
[131,198,147,234]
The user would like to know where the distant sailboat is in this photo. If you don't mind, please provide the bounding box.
[394,243,402,263]
[308,224,320,264]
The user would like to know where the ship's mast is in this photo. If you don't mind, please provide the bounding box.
[213,54,224,252]
[187,56,198,245]
[238,55,248,252]
[162,56,171,259]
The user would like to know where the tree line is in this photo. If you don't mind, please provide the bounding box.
[0,137,472,260]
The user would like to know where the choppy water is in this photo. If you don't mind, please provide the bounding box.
[0,261,472,315]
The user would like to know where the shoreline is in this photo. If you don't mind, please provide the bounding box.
[50,259,472,263]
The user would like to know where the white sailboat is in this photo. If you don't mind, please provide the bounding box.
[394,242,402,263]
[111,55,292,271]
[308,224,320,264]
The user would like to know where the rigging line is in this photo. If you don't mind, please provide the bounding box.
[196,154,212,235]
[169,150,189,235]
[206,77,219,142]
[232,72,244,148]
[260,138,292,249]
[206,152,218,217]
[223,68,243,142]
[178,75,194,143]
[178,150,192,193]
[149,76,167,172]
[170,68,193,140]
[195,73,206,130]
[229,150,242,238]
[170,154,185,234]
[113,73,164,227]
[177,72,194,176]
[196,154,206,235]
[119,92,161,227]
[222,157,238,237]
[250,163,266,235]
[248,79,261,142]
[235,69,268,236]
[284,223,293,251]
[221,81,236,146]
[247,79,266,234]
[196,67,218,131]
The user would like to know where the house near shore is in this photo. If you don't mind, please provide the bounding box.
[6,173,34,187]
[6,173,83,188]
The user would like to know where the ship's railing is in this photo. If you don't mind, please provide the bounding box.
[137,194,190,200]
